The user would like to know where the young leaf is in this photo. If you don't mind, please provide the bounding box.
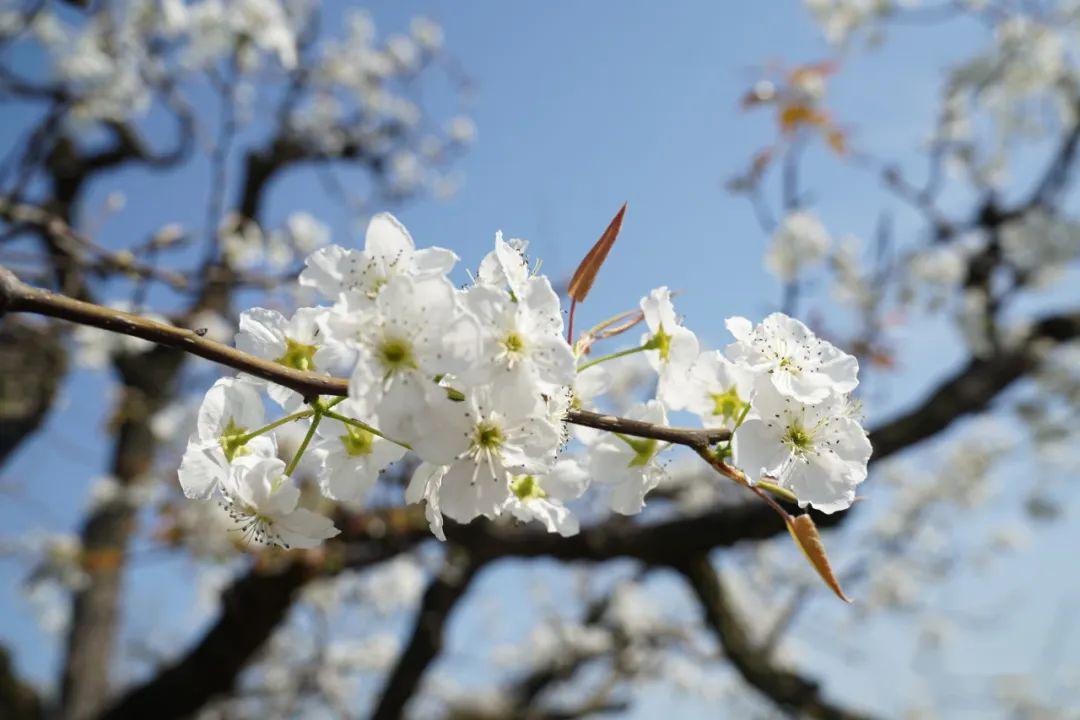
[785,513,852,603]
[568,203,626,303]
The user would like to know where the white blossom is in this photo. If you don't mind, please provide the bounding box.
[221,456,339,549]
[640,287,699,410]
[309,398,406,504]
[585,400,669,515]
[235,306,337,410]
[765,210,831,282]
[681,351,757,430]
[502,458,590,537]
[178,377,276,500]
[724,313,858,404]
[407,385,563,529]
[733,381,870,513]
[300,212,457,303]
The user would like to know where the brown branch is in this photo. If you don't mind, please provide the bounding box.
[96,506,425,720]
[0,266,730,449]
[369,549,483,720]
[0,198,190,291]
[674,554,876,720]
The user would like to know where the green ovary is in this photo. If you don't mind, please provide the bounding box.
[649,323,673,361]
[219,418,250,462]
[275,337,318,372]
[709,387,747,424]
[340,425,375,457]
[378,336,417,373]
[502,332,526,354]
[510,474,547,500]
[625,436,659,467]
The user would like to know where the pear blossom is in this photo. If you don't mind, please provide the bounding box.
[502,458,590,537]
[733,382,871,513]
[640,287,700,409]
[585,400,669,515]
[299,212,457,302]
[724,313,858,404]
[463,270,575,392]
[221,456,339,549]
[680,351,757,430]
[178,377,276,500]
[309,399,406,504]
[407,386,563,528]
[235,306,337,410]
[476,232,530,297]
[764,210,831,282]
[342,274,481,438]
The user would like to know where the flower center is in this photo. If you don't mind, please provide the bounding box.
[378,335,417,374]
[503,331,526,354]
[473,421,504,451]
[340,425,375,457]
[783,423,815,453]
[709,387,747,424]
[275,337,317,372]
[510,474,547,500]
[219,418,250,462]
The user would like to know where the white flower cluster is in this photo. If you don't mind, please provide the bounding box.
[803,0,902,47]
[764,210,831,282]
[177,213,871,548]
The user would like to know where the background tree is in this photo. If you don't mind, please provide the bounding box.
[1,2,1078,719]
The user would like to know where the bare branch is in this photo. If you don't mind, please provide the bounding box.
[674,554,876,720]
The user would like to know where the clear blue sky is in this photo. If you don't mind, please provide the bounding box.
[2,1,1077,716]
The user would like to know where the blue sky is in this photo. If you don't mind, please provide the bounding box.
[1,1,1078,716]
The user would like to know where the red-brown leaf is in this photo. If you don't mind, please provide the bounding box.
[568,203,626,303]
[786,513,852,603]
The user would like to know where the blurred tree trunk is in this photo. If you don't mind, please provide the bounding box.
[59,346,184,720]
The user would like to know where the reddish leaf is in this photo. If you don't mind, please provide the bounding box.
[786,513,852,603]
[568,203,627,303]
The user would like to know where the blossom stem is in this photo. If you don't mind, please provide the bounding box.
[576,343,650,372]
[756,480,799,504]
[285,411,322,476]
[237,409,314,444]
[320,409,413,450]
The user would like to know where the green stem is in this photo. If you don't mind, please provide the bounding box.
[577,343,650,372]
[321,409,412,450]
[238,408,314,443]
[285,411,321,476]
[757,479,799,504]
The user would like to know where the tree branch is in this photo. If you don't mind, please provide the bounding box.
[674,554,876,720]
[96,506,428,720]
[0,265,730,449]
[369,549,483,720]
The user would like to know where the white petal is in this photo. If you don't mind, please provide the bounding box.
[732,419,788,482]
[365,212,414,258]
